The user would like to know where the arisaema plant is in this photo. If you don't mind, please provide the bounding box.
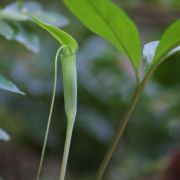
[32,17,78,180]
[64,0,180,179]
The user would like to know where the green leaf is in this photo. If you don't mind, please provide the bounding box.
[143,41,180,71]
[0,75,25,95]
[152,20,180,64]
[32,17,78,53]
[0,21,14,40]
[64,0,141,75]
[0,128,10,142]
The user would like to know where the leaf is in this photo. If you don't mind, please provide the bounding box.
[13,23,40,53]
[13,1,42,12]
[0,1,41,22]
[0,21,40,53]
[0,21,14,40]
[64,0,141,75]
[32,17,78,53]
[0,1,69,27]
[0,1,69,52]
[0,5,28,22]
[152,20,180,64]
[0,128,10,142]
[31,11,69,27]
[0,75,25,95]
[143,41,180,71]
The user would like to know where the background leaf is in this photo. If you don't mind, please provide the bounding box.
[0,1,69,27]
[0,1,69,53]
[152,20,180,64]
[0,75,25,95]
[0,4,28,21]
[13,23,40,53]
[64,0,141,75]
[0,128,10,142]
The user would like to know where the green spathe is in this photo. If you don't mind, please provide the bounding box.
[32,17,78,53]
[33,17,78,180]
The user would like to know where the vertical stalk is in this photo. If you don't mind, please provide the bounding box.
[96,86,142,180]
[96,64,157,180]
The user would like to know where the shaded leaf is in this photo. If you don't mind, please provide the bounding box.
[0,1,69,27]
[0,128,10,142]
[5,1,42,12]
[0,1,41,22]
[0,75,25,95]
[64,0,141,75]
[0,5,28,21]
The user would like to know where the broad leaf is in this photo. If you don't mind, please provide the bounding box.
[32,17,78,53]
[152,20,180,64]
[0,128,10,142]
[143,41,180,70]
[0,75,25,95]
[64,0,141,75]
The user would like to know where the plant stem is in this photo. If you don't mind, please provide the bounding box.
[96,65,156,180]
[59,121,74,180]
[36,47,63,180]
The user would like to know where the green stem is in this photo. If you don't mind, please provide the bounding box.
[59,120,74,180]
[96,64,157,180]
[36,47,63,180]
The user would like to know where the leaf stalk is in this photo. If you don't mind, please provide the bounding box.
[96,64,158,180]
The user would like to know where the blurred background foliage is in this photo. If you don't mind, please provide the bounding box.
[0,0,180,180]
